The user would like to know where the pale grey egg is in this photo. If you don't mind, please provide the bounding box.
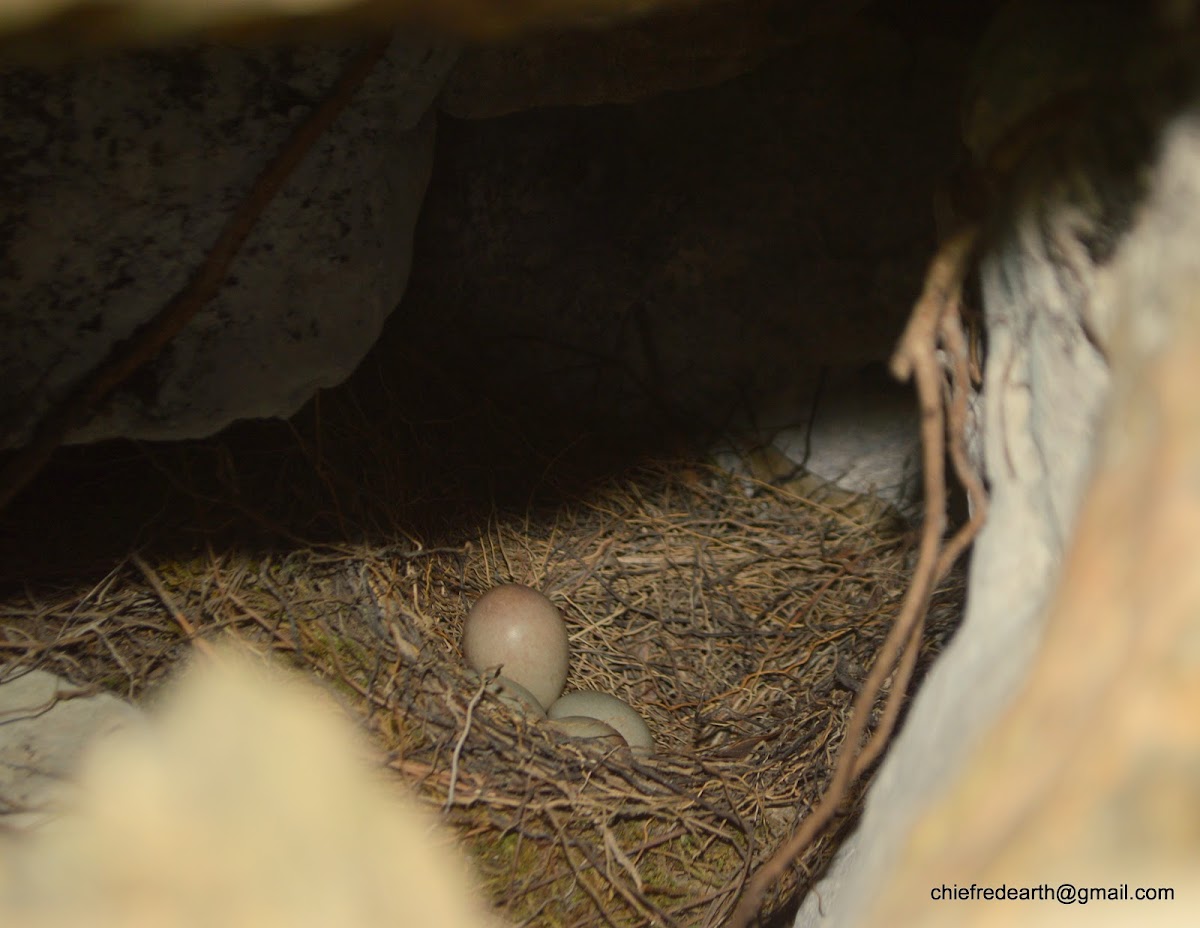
[466,671,547,720]
[547,691,653,754]
[547,716,626,748]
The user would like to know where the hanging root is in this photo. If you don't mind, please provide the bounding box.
[728,226,989,927]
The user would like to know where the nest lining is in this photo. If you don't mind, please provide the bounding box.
[0,457,963,927]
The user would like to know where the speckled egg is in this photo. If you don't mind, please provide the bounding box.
[461,584,569,709]
[547,691,654,754]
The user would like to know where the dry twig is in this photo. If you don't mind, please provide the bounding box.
[130,552,217,660]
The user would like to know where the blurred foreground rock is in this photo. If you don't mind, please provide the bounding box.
[868,98,1200,928]
[0,0,702,52]
[797,5,1200,925]
[0,647,499,928]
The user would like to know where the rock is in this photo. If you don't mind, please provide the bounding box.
[400,20,965,439]
[961,0,1146,168]
[0,669,143,830]
[871,102,1200,928]
[0,36,457,449]
[0,647,500,928]
[438,0,870,118]
[713,363,922,516]
[0,0,693,56]
[795,9,1195,926]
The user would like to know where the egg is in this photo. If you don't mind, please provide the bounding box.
[466,672,547,720]
[461,584,569,709]
[547,716,626,748]
[547,691,654,754]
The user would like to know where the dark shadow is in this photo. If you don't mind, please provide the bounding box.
[1,5,978,591]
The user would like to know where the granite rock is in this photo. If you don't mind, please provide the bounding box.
[0,36,457,448]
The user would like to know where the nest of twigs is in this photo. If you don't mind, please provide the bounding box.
[0,29,985,917]
[0,454,964,927]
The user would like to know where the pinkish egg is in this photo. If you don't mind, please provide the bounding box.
[461,584,569,709]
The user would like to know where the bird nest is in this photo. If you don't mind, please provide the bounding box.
[0,455,963,927]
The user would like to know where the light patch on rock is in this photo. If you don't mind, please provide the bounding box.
[0,669,144,831]
[712,363,922,517]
